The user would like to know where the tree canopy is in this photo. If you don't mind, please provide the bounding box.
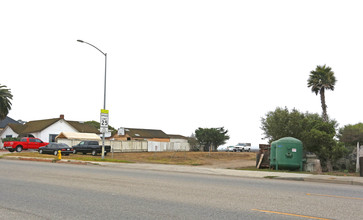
[307,65,337,122]
[194,127,230,151]
[338,123,363,147]
[0,84,13,120]
[261,107,347,171]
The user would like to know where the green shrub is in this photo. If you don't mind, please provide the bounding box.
[1,137,20,142]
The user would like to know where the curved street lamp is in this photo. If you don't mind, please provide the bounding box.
[77,39,107,159]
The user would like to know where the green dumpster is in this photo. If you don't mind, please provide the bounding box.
[269,137,303,171]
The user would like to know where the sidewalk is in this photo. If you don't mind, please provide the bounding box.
[2,152,362,186]
[95,161,363,186]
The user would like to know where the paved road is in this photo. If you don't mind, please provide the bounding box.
[0,160,362,220]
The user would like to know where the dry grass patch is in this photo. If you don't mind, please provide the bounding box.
[3,151,256,167]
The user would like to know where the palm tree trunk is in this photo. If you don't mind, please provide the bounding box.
[320,88,328,122]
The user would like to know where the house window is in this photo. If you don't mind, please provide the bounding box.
[49,134,58,142]
[6,135,12,138]
[127,137,131,141]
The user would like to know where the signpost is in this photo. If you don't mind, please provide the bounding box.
[77,40,108,160]
[100,109,109,159]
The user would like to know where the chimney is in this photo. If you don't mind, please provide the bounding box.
[60,114,64,119]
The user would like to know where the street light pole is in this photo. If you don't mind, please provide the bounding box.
[77,39,107,159]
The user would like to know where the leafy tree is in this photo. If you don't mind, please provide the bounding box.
[307,65,337,122]
[337,123,363,171]
[195,127,230,151]
[261,107,306,142]
[301,115,346,171]
[0,84,13,120]
[261,107,347,171]
[338,123,363,147]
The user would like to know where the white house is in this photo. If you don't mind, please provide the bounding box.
[0,115,100,142]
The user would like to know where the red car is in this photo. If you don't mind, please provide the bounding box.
[3,137,48,152]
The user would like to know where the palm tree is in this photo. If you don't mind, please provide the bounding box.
[0,84,13,120]
[307,65,337,122]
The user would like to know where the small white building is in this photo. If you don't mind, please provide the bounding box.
[55,132,101,146]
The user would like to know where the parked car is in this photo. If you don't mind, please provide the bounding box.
[39,143,73,156]
[72,141,111,156]
[234,143,251,152]
[3,137,48,152]
[226,146,236,152]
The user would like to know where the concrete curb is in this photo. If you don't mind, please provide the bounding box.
[2,155,363,186]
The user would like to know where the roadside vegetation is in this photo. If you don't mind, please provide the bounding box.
[260,65,362,173]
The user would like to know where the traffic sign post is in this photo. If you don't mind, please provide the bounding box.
[100,109,109,159]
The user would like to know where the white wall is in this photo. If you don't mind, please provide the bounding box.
[38,120,78,142]
[57,139,148,152]
[0,127,18,139]
[0,127,19,149]
[56,139,189,152]
[106,140,148,152]
[170,138,188,143]
[148,141,190,152]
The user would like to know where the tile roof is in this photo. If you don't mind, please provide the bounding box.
[67,121,101,134]
[8,123,25,134]
[21,118,60,133]
[125,128,169,139]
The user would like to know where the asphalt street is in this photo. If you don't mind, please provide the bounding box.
[0,160,363,220]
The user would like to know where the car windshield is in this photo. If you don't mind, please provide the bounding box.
[59,143,69,148]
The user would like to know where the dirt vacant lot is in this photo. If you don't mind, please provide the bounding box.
[1,150,257,169]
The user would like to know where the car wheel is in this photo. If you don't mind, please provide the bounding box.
[16,146,23,152]
[104,152,107,156]
[65,154,69,156]
[73,150,77,154]
[39,149,43,154]
[54,151,58,156]
[92,150,97,156]
[82,152,87,155]
[8,149,14,152]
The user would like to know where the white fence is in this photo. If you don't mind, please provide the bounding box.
[105,140,148,152]
[56,139,190,152]
[147,141,190,152]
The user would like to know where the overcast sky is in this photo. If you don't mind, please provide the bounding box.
[1,0,362,147]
